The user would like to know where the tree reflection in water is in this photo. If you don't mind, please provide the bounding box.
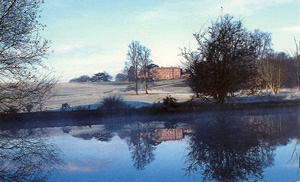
[289,136,300,174]
[185,115,277,181]
[0,129,63,182]
[125,123,160,170]
[289,139,300,174]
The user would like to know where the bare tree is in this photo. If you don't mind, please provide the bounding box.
[259,52,291,95]
[292,38,300,90]
[139,46,152,94]
[251,30,273,94]
[0,0,57,113]
[125,41,154,94]
[182,15,262,104]
[0,69,57,113]
[126,41,141,95]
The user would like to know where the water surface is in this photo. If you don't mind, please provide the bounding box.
[1,108,300,181]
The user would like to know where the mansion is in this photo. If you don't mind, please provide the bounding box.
[152,67,181,80]
[139,66,187,80]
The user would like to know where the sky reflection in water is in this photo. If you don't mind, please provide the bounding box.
[1,109,300,181]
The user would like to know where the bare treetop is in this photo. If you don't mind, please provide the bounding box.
[0,0,57,113]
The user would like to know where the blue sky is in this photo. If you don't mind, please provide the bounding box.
[40,0,300,82]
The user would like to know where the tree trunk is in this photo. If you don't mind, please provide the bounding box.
[144,79,148,94]
[135,64,138,95]
[259,85,262,94]
[216,94,225,105]
[271,88,276,95]
[268,83,276,95]
[135,81,138,95]
[297,65,300,90]
[298,70,300,91]
[276,67,281,95]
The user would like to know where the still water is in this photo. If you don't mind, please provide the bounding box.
[1,108,300,181]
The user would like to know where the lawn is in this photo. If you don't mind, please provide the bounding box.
[44,80,193,110]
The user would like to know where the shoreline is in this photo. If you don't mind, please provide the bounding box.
[1,99,300,124]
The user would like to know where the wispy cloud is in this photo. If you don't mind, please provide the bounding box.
[138,11,161,21]
[49,48,126,82]
[136,0,203,21]
[211,0,294,16]
[54,44,83,54]
[136,0,294,23]
[54,43,103,55]
[280,26,300,33]
[43,0,298,81]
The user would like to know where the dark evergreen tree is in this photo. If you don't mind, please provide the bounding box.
[91,72,112,82]
[115,73,127,82]
[69,75,91,82]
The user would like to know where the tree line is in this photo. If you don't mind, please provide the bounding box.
[69,72,112,83]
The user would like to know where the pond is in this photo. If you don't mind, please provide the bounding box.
[1,107,300,181]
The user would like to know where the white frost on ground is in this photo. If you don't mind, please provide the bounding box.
[44,80,192,110]
[44,81,300,111]
[230,88,300,104]
[48,101,152,112]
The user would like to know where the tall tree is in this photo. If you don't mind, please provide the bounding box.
[125,41,154,94]
[182,15,264,104]
[292,38,300,90]
[126,41,141,94]
[251,30,273,94]
[139,46,152,94]
[0,0,56,113]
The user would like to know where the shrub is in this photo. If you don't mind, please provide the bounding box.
[163,95,178,108]
[100,95,127,109]
[75,105,90,111]
[6,106,19,114]
[25,104,34,113]
[61,103,70,111]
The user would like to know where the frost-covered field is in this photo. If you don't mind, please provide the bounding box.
[44,80,193,110]
[231,88,300,103]
[44,80,300,111]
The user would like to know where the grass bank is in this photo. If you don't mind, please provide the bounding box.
[2,98,300,122]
